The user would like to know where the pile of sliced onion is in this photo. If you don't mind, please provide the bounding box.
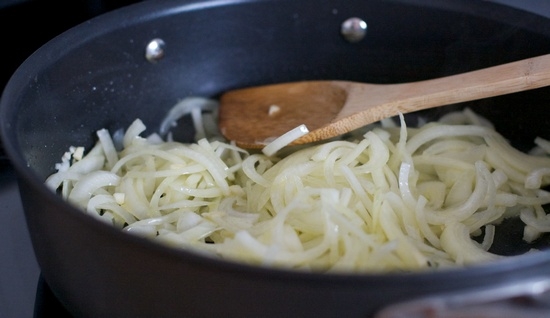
[45,98,550,273]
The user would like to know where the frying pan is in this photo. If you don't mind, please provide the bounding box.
[2,0,550,317]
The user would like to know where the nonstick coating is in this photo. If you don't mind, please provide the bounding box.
[3,0,550,317]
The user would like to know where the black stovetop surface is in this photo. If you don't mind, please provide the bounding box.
[1,1,549,317]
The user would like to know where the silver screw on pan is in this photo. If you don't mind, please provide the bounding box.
[341,17,367,43]
[145,38,166,63]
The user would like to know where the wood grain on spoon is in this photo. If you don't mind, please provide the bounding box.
[219,54,550,149]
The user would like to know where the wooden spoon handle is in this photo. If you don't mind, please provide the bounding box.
[338,54,550,121]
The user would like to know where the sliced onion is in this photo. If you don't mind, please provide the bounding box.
[47,102,550,272]
[262,124,309,157]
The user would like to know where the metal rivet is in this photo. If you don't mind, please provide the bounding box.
[145,38,166,63]
[341,17,367,43]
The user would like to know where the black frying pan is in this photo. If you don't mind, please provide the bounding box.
[2,0,550,317]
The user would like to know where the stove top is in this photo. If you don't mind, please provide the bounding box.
[0,1,549,317]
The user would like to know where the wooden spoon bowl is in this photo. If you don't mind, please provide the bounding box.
[219,54,550,149]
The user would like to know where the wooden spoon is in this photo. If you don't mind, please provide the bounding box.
[219,54,550,149]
